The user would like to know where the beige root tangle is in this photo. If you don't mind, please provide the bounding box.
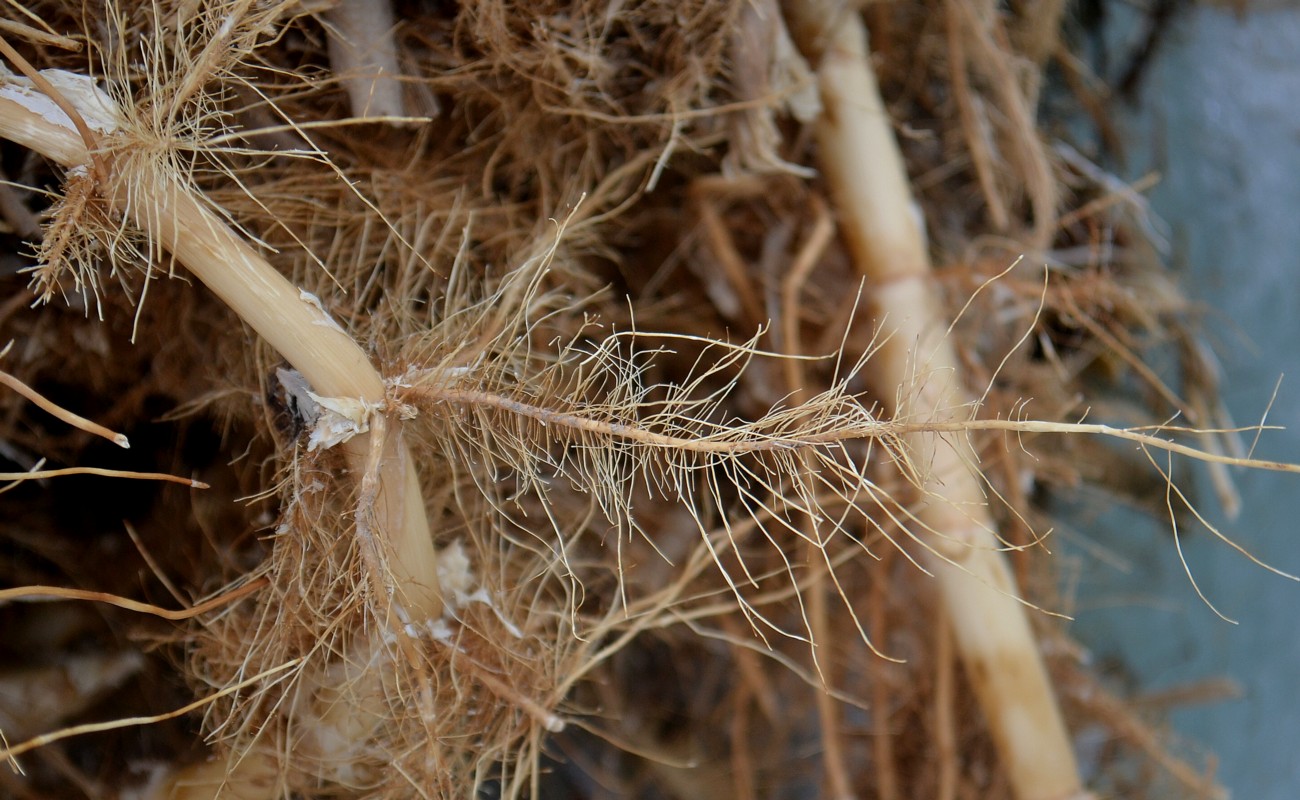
[1,3,1286,798]
[784,3,1083,799]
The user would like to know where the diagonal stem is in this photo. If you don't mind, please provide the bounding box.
[0,66,442,622]
[782,3,1084,798]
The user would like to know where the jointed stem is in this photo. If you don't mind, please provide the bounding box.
[0,66,442,621]
[784,3,1082,797]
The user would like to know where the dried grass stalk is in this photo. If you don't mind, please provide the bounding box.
[784,2,1082,797]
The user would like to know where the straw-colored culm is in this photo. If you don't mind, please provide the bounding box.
[0,1,1282,798]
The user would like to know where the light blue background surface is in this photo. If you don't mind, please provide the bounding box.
[1068,7,1300,797]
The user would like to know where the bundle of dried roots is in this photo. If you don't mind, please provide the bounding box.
[0,2,1287,799]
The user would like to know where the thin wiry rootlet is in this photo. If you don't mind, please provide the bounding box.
[0,0,1279,798]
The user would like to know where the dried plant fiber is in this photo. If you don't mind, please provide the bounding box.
[0,2,1287,799]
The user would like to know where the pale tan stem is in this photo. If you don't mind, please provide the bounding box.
[323,0,407,119]
[0,80,441,621]
[808,556,854,800]
[782,244,854,800]
[784,3,1082,799]
[934,610,958,800]
[869,555,899,800]
[143,754,280,800]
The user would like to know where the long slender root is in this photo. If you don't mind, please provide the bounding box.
[406,382,1298,473]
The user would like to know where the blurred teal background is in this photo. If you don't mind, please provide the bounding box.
[1065,4,1300,797]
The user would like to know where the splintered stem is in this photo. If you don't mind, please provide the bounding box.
[785,3,1082,799]
[0,68,441,621]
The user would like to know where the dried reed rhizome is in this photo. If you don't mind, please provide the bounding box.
[0,2,1290,799]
